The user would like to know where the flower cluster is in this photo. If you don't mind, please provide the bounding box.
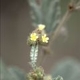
[28,24,49,46]
[27,67,53,80]
[27,67,44,80]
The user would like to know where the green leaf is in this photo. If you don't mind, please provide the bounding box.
[28,0,42,27]
[51,58,80,80]
[0,60,26,80]
[53,76,63,80]
[41,0,61,33]
[28,0,61,33]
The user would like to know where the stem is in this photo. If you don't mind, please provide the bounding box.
[38,52,47,66]
[39,11,71,66]
[38,46,52,66]
[49,10,71,47]
[30,45,38,69]
[39,0,80,66]
[48,1,80,47]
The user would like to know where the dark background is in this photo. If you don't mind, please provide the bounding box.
[1,0,80,73]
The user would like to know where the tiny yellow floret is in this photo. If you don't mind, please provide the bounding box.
[41,34,49,43]
[30,33,38,41]
[38,24,45,30]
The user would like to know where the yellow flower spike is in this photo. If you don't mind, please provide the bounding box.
[38,24,45,31]
[41,34,49,43]
[30,33,38,42]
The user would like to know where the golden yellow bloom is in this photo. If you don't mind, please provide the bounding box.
[30,33,38,41]
[41,34,49,43]
[38,24,45,30]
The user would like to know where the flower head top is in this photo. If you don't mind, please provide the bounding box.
[38,24,45,31]
[41,34,49,43]
[28,24,49,45]
[30,33,38,42]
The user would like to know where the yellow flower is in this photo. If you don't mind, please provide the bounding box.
[41,34,49,43]
[30,33,38,41]
[38,24,45,30]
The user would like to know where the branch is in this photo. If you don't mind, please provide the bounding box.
[39,3,73,66]
[39,0,80,66]
[48,0,80,47]
[49,10,71,47]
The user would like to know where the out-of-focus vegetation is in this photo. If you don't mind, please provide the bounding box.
[29,0,61,33]
[52,58,80,80]
[0,60,26,80]
[1,59,80,80]
[1,0,80,80]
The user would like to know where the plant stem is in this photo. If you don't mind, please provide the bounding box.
[38,52,47,66]
[49,10,71,47]
[40,0,80,66]
[49,3,80,47]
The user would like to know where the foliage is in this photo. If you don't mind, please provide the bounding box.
[53,76,63,80]
[0,60,63,80]
[1,59,80,80]
[28,0,61,33]
[0,60,26,80]
[52,58,80,80]
[1,0,80,80]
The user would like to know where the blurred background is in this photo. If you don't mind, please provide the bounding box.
[1,0,80,73]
